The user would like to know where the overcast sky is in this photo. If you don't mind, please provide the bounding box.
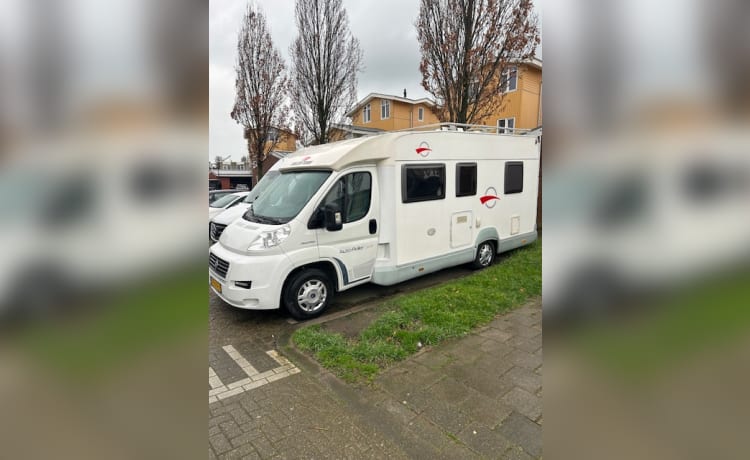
[210,0,542,161]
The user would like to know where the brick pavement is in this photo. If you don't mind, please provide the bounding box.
[209,298,542,459]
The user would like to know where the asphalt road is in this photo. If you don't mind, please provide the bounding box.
[209,263,476,350]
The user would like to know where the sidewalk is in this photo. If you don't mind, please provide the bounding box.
[286,298,543,459]
[208,298,542,459]
[372,299,542,459]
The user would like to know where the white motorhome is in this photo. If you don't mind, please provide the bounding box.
[209,125,540,319]
[209,161,283,242]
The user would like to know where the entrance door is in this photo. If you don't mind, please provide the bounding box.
[314,168,379,287]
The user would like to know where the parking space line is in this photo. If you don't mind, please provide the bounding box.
[222,344,259,376]
[209,347,301,404]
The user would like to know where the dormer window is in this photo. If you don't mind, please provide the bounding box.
[501,65,518,92]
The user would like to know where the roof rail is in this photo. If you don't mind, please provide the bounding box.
[393,122,539,135]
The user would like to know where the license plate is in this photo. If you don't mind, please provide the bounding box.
[210,277,222,294]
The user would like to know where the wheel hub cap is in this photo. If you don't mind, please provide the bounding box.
[297,280,327,312]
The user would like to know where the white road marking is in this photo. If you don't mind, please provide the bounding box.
[209,348,300,403]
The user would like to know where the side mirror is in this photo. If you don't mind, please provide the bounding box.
[324,203,343,232]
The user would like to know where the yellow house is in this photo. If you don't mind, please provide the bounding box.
[347,92,440,131]
[481,58,542,132]
[243,126,298,180]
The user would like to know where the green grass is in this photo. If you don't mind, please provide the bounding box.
[578,271,750,382]
[293,242,541,383]
[22,267,207,381]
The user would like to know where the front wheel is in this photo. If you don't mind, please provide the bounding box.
[472,241,496,269]
[283,268,334,320]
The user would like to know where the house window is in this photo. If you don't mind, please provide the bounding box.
[418,107,424,121]
[381,99,390,119]
[456,163,477,197]
[402,164,446,203]
[497,117,515,134]
[504,161,524,194]
[267,127,279,142]
[363,104,371,123]
[501,65,518,92]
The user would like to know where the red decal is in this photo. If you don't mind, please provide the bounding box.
[416,147,431,155]
[480,195,501,204]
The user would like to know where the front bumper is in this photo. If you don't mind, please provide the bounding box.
[208,243,292,310]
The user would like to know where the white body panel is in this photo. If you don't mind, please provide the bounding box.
[210,128,540,310]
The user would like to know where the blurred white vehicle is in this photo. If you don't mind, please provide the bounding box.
[209,189,238,205]
[0,136,205,317]
[543,129,750,317]
[208,191,248,220]
[209,163,282,242]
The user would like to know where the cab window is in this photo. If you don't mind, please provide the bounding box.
[312,172,372,227]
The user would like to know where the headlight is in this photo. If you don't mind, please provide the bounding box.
[248,225,291,250]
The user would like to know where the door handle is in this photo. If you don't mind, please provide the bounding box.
[369,219,377,234]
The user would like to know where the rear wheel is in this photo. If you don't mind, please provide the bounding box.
[472,241,496,269]
[283,269,333,320]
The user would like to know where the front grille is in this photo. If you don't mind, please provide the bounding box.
[209,252,230,279]
[209,222,227,242]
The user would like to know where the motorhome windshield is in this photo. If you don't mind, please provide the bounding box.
[245,170,331,225]
[242,171,280,204]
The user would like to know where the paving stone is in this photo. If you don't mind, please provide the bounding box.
[449,364,516,400]
[479,327,514,342]
[508,334,543,353]
[456,422,511,458]
[412,350,454,370]
[219,420,243,440]
[500,388,542,422]
[504,444,536,460]
[420,397,472,434]
[221,442,258,460]
[209,433,233,455]
[427,376,473,405]
[497,412,542,458]
[506,349,543,371]
[458,389,514,428]
[376,398,419,425]
[500,366,543,395]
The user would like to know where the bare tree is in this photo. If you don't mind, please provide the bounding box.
[231,4,289,182]
[416,0,539,124]
[290,0,362,145]
[213,155,224,169]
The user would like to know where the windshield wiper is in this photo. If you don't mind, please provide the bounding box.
[244,207,283,225]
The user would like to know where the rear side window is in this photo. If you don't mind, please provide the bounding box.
[456,163,477,197]
[402,164,446,203]
[504,162,524,194]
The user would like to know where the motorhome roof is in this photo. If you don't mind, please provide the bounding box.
[279,128,539,173]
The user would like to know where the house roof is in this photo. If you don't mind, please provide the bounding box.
[330,123,384,135]
[346,93,436,118]
[519,57,542,70]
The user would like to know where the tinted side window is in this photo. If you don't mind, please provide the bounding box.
[456,163,477,197]
[315,172,372,225]
[504,162,524,194]
[402,164,446,203]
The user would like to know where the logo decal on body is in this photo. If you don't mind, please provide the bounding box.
[416,141,432,157]
[480,187,500,208]
[291,155,313,166]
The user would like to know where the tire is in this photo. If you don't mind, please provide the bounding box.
[472,240,496,269]
[283,268,334,320]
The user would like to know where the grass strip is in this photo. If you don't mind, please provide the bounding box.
[293,242,541,383]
